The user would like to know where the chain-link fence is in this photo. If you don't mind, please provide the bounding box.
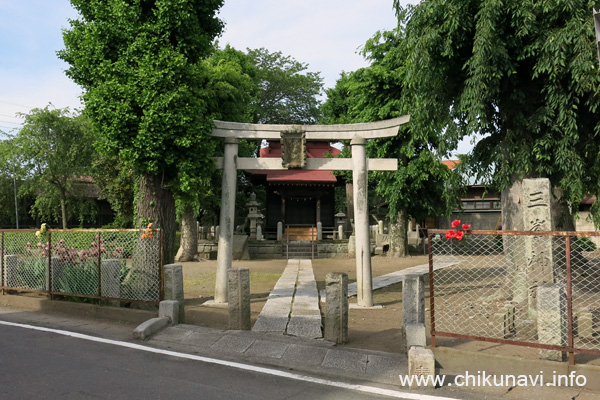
[0,229,163,304]
[428,229,600,363]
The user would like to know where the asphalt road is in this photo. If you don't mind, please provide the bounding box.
[0,324,433,400]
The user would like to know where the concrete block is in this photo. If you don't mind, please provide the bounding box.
[317,222,323,241]
[133,317,170,340]
[228,268,251,330]
[407,346,436,388]
[163,264,185,323]
[404,323,426,353]
[159,300,179,325]
[324,272,348,344]
[537,283,567,361]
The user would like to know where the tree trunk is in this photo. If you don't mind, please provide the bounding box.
[136,173,177,265]
[345,182,354,233]
[176,205,198,262]
[60,196,67,229]
[388,208,409,257]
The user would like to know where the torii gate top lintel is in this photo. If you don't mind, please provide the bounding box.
[212,115,410,140]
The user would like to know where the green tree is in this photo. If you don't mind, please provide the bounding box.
[59,0,225,263]
[175,44,258,261]
[10,106,96,228]
[247,48,324,124]
[398,0,600,227]
[322,29,454,256]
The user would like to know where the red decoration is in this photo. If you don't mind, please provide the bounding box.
[445,230,456,239]
[455,230,465,240]
[462,224,471,230]
[451,219,461,227]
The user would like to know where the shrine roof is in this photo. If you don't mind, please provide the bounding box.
[252,141,340,183]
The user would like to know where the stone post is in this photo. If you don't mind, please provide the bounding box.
[215,138,238,304]
[402,274,425,352]
[317,222,323,241]
[324,272,348,344]
[159,300,179,325]
[228,268,251,330]
[351,137,373,307]
[3,255,17,288]
[101,259,122,306]
[378,220,384,234]
[403,275,425,326]
[510,178,555,304]
[407,347,436,388]
[338,225,344,241]
[277,222,283,241]
[537,283,567,361]
[164,263,185,323]
[256,225,263,241]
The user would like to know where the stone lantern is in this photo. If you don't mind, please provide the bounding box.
[335,212,347,240]
[246,193,264,237]
[335,212,347,229]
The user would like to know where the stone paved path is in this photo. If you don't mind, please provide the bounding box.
[253,259,322,339]
[319,260,458,299]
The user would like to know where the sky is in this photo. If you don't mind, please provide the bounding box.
[1,1,476,155]
[0,1,405,132]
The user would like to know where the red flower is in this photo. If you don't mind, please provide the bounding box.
[451,219,461,228]
[445,230,456,240]
[462,224,471,230]
[455,231,465,240]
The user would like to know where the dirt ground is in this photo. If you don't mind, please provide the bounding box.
[181,255,429,354]
[181,256,600,365]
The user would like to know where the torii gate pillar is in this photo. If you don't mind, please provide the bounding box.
[215,138,238,304]
[351,137,373,307]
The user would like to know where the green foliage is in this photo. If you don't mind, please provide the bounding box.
[247,48,324,124]
[399,0,600,224]
[322,28,455,223]
[92,154,135,228]
[9,106,97,227]
[58,0,225,199]
[573,236,597,252]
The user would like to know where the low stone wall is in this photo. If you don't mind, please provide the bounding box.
[248,241,284,259]
[317,241,349,258]
[197,241,218,260]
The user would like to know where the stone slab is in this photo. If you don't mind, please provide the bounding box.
[366,354,408,378]
[152,326,193,343]
[281,344,328,366]
[210,335,255,353]
[244,340,290,359]
[322,350,368,373]
[182,331,223,348]
[319,261,457,299]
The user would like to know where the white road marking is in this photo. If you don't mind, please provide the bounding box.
[0,319,457,400]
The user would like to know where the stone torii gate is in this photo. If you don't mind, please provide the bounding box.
[212,116,410,307]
